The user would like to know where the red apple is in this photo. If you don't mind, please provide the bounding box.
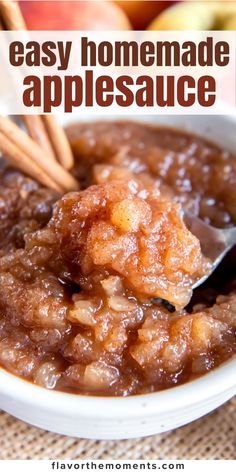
[115,1,176,30]
[19,1,132,30]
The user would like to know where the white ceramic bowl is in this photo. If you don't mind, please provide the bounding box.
[0,113,236,439]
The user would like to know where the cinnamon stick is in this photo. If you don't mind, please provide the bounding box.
[0,130,62,192]
[0,1,58,163]
[43,115,74,170]
[22,115,57,162]
[0,0,26,30]
[0,0,75,171]
[0,116,79,192]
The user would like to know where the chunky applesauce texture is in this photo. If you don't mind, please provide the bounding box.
[0,121,235,395]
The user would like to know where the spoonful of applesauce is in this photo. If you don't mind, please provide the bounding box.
[184,212,236,289]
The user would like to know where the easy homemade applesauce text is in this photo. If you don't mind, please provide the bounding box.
[10,37,230,111]
[0,121,235,395]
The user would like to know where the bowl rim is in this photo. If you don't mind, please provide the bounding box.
[0,356,236,417]
[0,110,236,419]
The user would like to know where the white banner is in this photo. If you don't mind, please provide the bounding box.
[0,30,235,115]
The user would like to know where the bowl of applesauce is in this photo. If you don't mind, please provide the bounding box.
[0,112,235,439]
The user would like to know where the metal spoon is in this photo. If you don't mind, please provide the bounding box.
[184,212,236,289]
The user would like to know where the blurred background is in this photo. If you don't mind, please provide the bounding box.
[19,0,236,31]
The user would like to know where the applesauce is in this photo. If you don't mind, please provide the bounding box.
[0,120,235,396]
